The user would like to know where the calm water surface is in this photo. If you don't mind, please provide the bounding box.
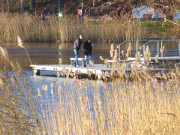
[1,41,179,70]
[0,42,114,70]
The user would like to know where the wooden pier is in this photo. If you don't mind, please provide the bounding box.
[31,64,111,75]
[30,63,170,80]
[30,39,179,80]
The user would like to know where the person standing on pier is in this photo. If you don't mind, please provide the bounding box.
[74,35,83,67]
[83,38,93,67]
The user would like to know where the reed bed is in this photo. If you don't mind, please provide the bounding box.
[0,47,42,134]
[34,45,179,134]
[0,41,179,134]
[0,13,144,42]
[36,65,180,134]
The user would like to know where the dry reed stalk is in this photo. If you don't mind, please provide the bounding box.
[74,70,78,79]
[0,13,145,42]
[89,60,94,67]
[121,50,125,55]
[155,54,158,63]
[113,49,118,61]
[126,44,132,59]
[17,36,32,65]
[37,88,42,97]
[57,72,60,77]
[42,85,48,91]
[143,46,151,66]
[99,56,104,61]
[160,47,164,57]
[110,44,114,57]
[0,52,42,134]
[0,46,10,60]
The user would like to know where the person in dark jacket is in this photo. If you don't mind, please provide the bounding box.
[83,39,93,67]
[74,35,83,67]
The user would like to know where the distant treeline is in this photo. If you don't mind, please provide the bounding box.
[0,0,179,16]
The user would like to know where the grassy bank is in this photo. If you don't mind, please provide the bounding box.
[2,13,176,43]
[141,20,180,39]
[0,44,179,134]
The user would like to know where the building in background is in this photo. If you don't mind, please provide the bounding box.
[132,5,164,20]
[173,11,180,20]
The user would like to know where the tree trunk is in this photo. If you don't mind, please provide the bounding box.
[21,0,24,13]
[30,0,35,10]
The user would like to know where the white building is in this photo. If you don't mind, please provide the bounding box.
[173,11,180,20]
[132,5,163,20]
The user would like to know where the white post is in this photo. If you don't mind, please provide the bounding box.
[157,41,159,57]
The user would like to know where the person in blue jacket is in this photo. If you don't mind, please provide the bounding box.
[74,35,83,67]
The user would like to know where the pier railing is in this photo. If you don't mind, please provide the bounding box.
[117,39,180,59]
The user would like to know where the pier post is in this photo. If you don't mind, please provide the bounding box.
[33,70,40,75]
[157,41,159,57]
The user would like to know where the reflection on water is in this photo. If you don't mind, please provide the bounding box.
[0,42,115,70]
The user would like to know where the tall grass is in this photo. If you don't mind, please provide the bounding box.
[34,46,179,134]
[0,51,180,135]
[0,13,144,42]
[0,47,43,134]
[0,41,179,134]
[36,65,179,134]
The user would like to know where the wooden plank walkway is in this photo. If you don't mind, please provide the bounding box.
[30,64,170,80]
[30,64,111,75]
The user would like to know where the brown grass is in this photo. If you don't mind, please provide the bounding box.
[32,45,179,134]
[35,66,180,134]
[0,30,179,135]
[0,47,42,134]
[0,13,144,43]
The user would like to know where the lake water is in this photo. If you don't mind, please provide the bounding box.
[0,41,179,70]
[0,42,116,70]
